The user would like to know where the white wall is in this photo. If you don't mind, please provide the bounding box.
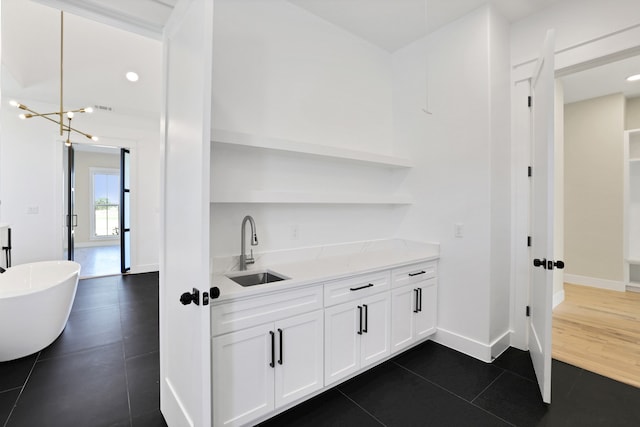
[392,6,511,360]
[564,93,625,284]
[0,98,161,272]
[210,0,402,258]
[628,97,640,130]
[212,0,393,154]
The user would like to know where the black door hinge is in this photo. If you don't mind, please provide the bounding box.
[527,236,531,247]
[526,306,530,317]
[528,96,532,107]
[528,166,532,177]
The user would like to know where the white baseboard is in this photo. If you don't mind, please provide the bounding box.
[433,328,508,363]
[564,274,625,292]
[490,331,511,360]
[553,289,565,308]
[130,263,159,274]
[75,240,119,248]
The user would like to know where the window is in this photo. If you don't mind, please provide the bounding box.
[91,168,120,239]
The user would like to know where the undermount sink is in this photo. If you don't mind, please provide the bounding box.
[227,270,288,287]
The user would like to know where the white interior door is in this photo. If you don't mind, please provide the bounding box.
[529,29,556,404]
[159,0,213,425]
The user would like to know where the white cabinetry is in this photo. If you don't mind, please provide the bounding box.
[624,129,640,291]
[212,258,438,426]
[212,289,323,427]
[324,273,391,386]
[390,262,438,353]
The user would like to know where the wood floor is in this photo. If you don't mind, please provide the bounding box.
[553,283,640,388]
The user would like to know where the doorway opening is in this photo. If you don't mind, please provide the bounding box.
[63,143,131,278]
[552,53,640,387]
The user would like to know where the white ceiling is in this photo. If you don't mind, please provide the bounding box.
[3,0,640,122]
[2,0,163,118]
[288,0,566,52]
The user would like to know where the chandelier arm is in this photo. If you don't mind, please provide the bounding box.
[65,124,96,140]
[60,11,64,136]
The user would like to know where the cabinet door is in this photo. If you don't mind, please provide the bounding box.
[415,279,438,339]
[360,292,391,368]
[212,323,275,427]
[274,310,324,408]
[391,285,416,354]
[325,301,360,386]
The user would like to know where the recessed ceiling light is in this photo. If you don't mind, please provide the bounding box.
[126,71,139,82]
[627,74,640,82]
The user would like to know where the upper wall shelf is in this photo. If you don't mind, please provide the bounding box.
[211,190,413,205]
[211,129,413,168]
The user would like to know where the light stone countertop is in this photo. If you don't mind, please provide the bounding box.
[210,239,439,303]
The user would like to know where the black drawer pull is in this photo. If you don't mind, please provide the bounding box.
[350,283,374,291]
[408,271,426,277]
[418,287,423,312]
[357,306,363,335]
[363,304,368,333]
[269,331,275,368]
[413,288,419,313]
[278,328,283,365]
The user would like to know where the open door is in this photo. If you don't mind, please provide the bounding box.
[159,0,213,425]
[529,30,560,404]
[120,148,131,273]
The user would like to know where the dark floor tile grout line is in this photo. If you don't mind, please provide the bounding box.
[391,361,517,427]
[336,388,387,427]
[470,370,506,404]
[124,349,160,362]
[3,351,41,427]
[122,341,134,427]
[117,282,134,427]
[468,371,522,427]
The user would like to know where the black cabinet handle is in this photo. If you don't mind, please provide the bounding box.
[278,328,283,365]
[418,288,423,312]
[269,331,275,368]
[350,283,374,291]
[357,306,363,335]
[408,270,426,277]
[363,304,368,333]
[413,289,419,313]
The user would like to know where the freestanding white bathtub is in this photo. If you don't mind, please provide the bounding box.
[0,261,81,362]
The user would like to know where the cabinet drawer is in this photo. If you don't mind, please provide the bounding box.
[211,285,323,336]
[392,262,437,288]
[324,271,390,307]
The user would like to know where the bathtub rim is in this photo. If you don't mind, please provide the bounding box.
[0,260,82,298]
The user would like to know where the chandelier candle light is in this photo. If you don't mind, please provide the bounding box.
[9,11,97,146]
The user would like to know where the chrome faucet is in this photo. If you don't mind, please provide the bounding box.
[240,215,258,270]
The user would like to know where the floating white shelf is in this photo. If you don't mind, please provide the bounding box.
[211,190,413,205]
[629,158,640,163]
[626,258,640,265]
[211,129,413,169]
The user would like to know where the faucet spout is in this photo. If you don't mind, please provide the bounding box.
[240,215,258,271]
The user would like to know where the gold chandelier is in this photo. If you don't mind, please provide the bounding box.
[9,11,97,146]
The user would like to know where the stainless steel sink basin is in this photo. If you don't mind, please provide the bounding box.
[227,270,288,287]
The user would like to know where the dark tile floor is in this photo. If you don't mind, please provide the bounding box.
[260,341,640,427]
[3,272,640,427]
[0,272,166,427]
